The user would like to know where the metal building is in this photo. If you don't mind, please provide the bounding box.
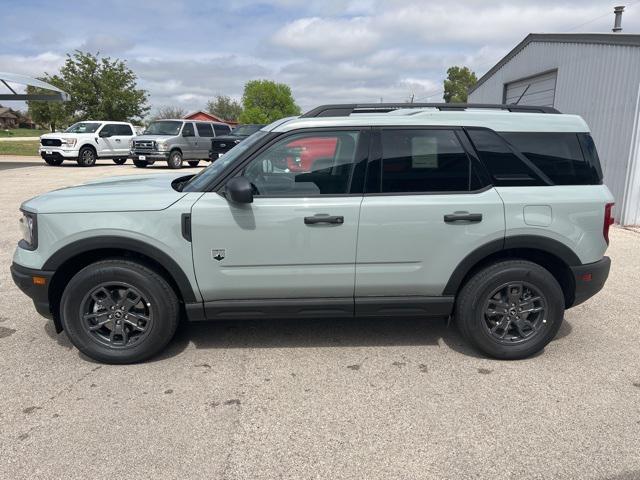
[468,33,640,225]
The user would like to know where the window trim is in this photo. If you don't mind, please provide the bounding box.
[211,127,372,198]
[364,126,493,196]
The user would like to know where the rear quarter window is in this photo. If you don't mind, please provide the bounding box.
[500,132,602,185]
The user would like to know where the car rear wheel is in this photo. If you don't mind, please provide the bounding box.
[113,158,127,165]
[188,160,200,167]
[455,260,564,360]
[168,150,183,169]
[77,147,97,167]
[133,160,148,168]
[44,157,63,166]
[60,259,179,364]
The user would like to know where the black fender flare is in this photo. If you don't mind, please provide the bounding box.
[443,235,581,296]
[43,236,198,303]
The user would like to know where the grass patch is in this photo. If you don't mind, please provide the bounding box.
[0,128,48,138]
[0,140,40,156]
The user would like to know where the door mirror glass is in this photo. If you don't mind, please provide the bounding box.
[226,177,253,203]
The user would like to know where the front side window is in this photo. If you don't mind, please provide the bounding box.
[65,122,101,133]
[182,123,195,137]
[196,123,214,137]
[243,131,360,196]
[378,129,478,193]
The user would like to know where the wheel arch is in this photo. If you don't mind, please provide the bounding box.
[79,143,97,155]
[45,236,198,331]
[444,235,580,308]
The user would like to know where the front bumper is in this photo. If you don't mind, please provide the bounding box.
[569,256,611,307]
[39,147,79,159]
[10,262,54,319]
[130,150,169,161]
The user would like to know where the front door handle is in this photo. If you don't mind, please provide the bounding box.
[304,214,344,225]
[115,138,121,142]
[444,212,483,223]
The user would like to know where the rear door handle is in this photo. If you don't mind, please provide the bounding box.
[304,214,344,225]
[444,212,483,223]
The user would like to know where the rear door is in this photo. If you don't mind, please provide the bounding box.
[190,128,369,309]
[112,124,134,156]
[355,127,505,310]
[196,122,214,158]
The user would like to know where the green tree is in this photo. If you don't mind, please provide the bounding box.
[35,50,149,123]
[151,105,187,120]
[26,75,72,131]
[239,80,300,124]
[206,95,242,122]
[443,66,478,103]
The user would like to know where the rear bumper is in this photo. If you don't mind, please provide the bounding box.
[569,256,611,307]
[10,262,54,319]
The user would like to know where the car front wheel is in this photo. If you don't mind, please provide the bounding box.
[60,259,179,364]
[167,150,183,169]
[188,160,200,167]
[113,158,127,165]
[133,160,148,168]
[77,147,97,167]
[44,157,63,166]
[455,260,564,360]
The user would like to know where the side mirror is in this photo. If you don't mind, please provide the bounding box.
[99,130,112,138]
[225,177,253,204]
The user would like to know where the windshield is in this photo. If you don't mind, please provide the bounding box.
[144,121,182,136]
[182,130,269,192]
[65,122,101,133]
[231,125,262,136]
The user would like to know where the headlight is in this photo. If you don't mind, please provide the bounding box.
[129,139,134,149]
[19,210,37,250]
[156,139,167,150]
[63,138,77,147]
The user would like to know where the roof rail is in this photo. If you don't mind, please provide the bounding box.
[300,103,561,117]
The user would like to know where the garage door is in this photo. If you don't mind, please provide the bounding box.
[504,71,557,107]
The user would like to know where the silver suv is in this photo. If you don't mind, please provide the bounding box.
[130,119,231,169]
[11,103,614,364]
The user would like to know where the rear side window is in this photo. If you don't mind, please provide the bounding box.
[196,123,214,137]
[115,124,133,136]
[377,129,481,193]
[501,132,601,185]
[214,124,231,135]
[466,129,545,186]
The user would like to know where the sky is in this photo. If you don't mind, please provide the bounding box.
[1,0,639,116]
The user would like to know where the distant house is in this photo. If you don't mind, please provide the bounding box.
[0,106,18,129]
[183,110,238,126]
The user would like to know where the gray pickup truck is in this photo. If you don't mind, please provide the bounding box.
[130,119,231,168]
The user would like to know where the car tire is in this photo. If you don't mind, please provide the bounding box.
[113,158,127,165]
[44,157,63,166]
[188,160,200,167]
[167,150,183,169]
[60,259,179,364]
[455,259,564,360]
[133,160,148,168]
[77,146,97,167]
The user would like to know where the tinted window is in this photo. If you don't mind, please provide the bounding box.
[214,124,231,135]
[182,123,195,137]
[145,121,182,135]
[502,132,600,185]
[65,122,101,133]
[243,131,360,196]
[466,129,545,186]
[379,129,475,192]
[115,124,133,136]
[101,124,117,136]
[196,123,214,137]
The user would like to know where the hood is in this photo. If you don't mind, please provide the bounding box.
[214,134,246,142]
[134,134,176,141]
[22,173,190,214]
[40,132,91,140]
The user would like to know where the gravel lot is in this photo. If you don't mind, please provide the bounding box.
[1,156,639,480]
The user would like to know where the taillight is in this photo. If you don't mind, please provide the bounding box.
[603,202,615,245]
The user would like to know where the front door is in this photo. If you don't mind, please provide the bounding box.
[355,128,505,305]
[181,122,197,159]
[191,129,369,310]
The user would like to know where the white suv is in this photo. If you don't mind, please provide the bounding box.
[39,121,136,167]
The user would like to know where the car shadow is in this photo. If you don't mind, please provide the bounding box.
[43,315,574,363]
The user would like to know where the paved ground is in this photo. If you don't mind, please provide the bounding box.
[1,156,639,480]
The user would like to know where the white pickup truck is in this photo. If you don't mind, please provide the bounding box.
[39,121,136,167]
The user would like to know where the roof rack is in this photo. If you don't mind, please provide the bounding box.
[300,103,561,118]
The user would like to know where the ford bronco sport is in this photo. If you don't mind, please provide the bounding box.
[12,103,613,364]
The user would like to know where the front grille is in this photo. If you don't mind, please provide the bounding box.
[41,138,62,147]
[133,140,155,151]
[211,139,234,153]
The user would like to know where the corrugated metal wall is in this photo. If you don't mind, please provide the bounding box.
[469,41,640,224]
